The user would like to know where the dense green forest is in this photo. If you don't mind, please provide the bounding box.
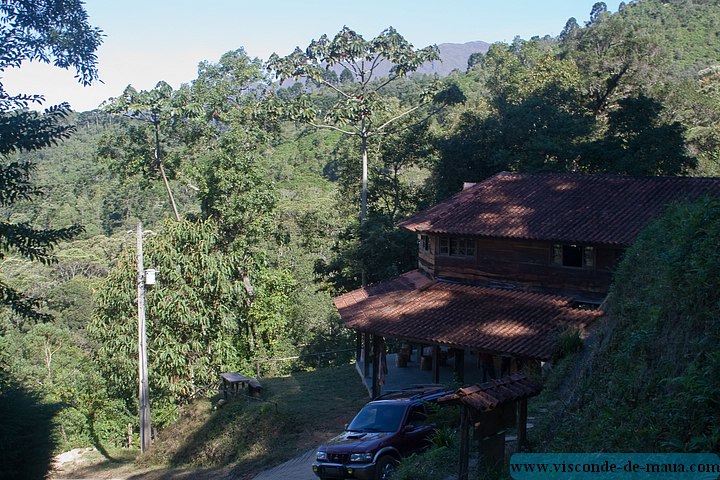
[1,0,720,478]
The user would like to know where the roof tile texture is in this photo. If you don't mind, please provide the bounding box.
[335,270,602,361]
[438,373,542,411]
[399,173,720,246]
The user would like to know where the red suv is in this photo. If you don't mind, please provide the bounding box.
[311,386,450,480]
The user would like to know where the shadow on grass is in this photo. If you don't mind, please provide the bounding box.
[86,410,118,461]
[144,364,367,480]
[0,383,59,480]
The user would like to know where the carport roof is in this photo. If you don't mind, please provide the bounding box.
[334,270,603,361]
[437,373,542,411]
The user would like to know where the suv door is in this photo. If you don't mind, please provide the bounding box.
[397,403,435,456]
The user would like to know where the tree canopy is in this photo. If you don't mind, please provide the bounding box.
[268,26,462,223]
[0,0,103,108]
[1,0,102,320]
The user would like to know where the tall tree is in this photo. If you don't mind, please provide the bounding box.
[559,17,580,42]
[91,49,298,417]
[100,82,201,221]
[268,26,462,284]
[562,1,667,116]
[0,0,102,320]
[587,2,608,26]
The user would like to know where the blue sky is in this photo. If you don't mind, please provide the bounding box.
[3,0,623,112]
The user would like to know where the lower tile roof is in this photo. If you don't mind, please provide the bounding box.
[437,373,542,411]
[334,270,603,361]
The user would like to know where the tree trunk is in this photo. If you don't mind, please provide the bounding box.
[154,123,180,221]
[360,119,369,287]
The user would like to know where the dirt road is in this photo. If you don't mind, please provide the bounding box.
[251,449,317,480]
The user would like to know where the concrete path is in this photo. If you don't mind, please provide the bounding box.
[252,449,317,480]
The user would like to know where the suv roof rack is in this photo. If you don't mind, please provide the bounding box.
[375,384,449,401]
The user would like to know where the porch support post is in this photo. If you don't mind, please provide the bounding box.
[459,405,470,480]
[363,332,371,377]
[518,398,529,450]
[371,335,381,399]
[417,343,424,364]
[432,345,441,384]
[453,348,465,384]
[355,332,362,363]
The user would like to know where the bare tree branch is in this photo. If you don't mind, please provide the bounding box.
[308,121,358,136]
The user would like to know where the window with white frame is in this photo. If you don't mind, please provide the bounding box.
[439,237,476,257]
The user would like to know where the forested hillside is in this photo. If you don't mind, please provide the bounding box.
[1,1,720,478]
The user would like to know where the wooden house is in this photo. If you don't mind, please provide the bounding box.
[335,173,720,396]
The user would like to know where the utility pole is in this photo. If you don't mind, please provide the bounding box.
[136,223,152,453]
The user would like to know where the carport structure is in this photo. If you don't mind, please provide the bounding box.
[334,270,602,397]
[438,373,542,479]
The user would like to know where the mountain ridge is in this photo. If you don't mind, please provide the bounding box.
[309,40,491,82]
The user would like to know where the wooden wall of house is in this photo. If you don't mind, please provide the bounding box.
[423,235,620,297]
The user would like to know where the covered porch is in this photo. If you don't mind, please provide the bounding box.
[354,347,516,397]
[335,270,603,397]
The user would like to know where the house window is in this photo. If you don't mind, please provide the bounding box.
[553,244,595,268]
[583,246,595,268]
[439,237,476,257]
[419,234,430,252]
[439,237,449,255]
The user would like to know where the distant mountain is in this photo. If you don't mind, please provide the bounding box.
[286,40,491,85]
[418,41,491,76]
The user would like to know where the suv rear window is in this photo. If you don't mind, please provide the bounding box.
[346,403,406,433]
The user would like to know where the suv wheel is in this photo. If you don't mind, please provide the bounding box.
[375,455,398,480]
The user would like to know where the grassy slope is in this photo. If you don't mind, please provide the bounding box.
[52,364,368,480]
[146,364,368,476]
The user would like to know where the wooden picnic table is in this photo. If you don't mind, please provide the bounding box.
[220,372,263,399]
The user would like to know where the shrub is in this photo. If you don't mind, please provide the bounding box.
[553,328,583,361]
[394,445,458,480]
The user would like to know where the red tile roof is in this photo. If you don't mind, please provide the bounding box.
[335,270,603,361]
[437,373,542,411]
[399,173,720,246]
